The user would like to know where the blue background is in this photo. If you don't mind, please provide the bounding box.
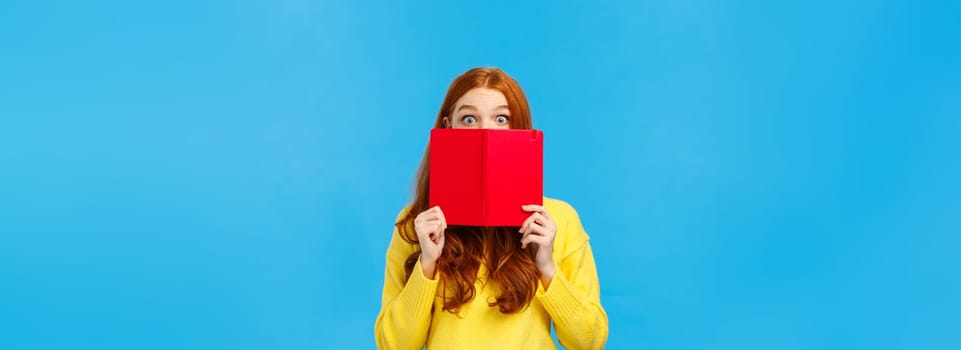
[2,0,959,349]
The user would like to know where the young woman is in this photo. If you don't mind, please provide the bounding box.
[375,67,608,349]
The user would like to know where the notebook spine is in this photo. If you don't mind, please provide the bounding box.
[480,131,488,225]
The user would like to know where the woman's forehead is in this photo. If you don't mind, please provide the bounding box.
[454,88,508,108]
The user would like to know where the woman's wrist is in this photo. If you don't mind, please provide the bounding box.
[420,256,437,280]
[537,262,556,288]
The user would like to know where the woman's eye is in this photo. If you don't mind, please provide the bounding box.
[462,116,477,124]
[496,115,509,124]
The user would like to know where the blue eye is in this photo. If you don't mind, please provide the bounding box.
[496,115,509,124]
[462,116,477,124]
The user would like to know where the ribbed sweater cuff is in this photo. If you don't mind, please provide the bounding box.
[536,270,581,323]
[397,258,438,319]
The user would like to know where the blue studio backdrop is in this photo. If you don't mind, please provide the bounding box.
[1,0,959,349]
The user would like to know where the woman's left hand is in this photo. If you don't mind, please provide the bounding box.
[520,204,557,286]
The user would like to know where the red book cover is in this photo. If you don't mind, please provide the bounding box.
[429,128,544,227]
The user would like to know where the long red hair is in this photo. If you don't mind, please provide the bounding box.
[396,67,539,314]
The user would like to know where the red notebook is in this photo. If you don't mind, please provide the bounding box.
[429,128,543,227]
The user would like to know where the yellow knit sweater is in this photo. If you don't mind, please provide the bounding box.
[375,198,608,349]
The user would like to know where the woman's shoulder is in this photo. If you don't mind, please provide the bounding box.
[543,197,580,220]
[543,197,591,255]
[394,205,413,223]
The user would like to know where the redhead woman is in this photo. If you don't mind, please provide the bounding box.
[375,67,608,350]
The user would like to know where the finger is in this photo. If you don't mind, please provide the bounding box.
[420,218,442,226]
[432,206,446,222]
[521,204,547,217]
[437,222,446,244]
[435,206,447,224]
[530,212,545,227]
[418,218,442,235]
[521,233,548,249]
[521,204,545,212]
[519,212,540,234]
[526,223,553,238]
[435,222,445,243]
[527,233,552,247]
[436,207,448,234]
[416,211,440,224]
[519,221,534,238]
[420,225,444,242]
[522,204,553,223]
[523,221,537,236]
[529,212,549,229]
[422,208,447,230]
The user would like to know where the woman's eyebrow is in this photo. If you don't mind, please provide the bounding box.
[494,105,510,110]
[456,104,478,112]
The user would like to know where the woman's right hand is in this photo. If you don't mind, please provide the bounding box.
[414,206,447,279]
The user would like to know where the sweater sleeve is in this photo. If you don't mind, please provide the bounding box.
[536,204,609,350]
[374,210,438,350]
